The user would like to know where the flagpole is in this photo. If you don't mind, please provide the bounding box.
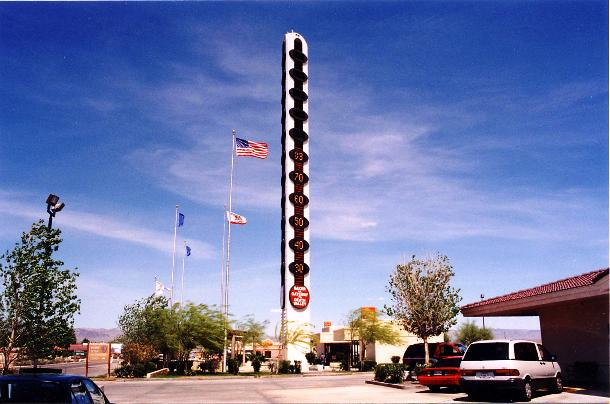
[170,204,179,307]
[220,207,227,372]
[220,204,227,309]
[223,129,236,373]
[180,240,186,307]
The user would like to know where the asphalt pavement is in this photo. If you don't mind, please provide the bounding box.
[96,373,610,403]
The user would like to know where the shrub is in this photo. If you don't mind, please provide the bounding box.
[114,364,133,378]
[374,363,405,384]
[374,364,387,381]
[171,360,194,375]
[133,363,147,378]
[114,361,156,378]
[134,362,157,377]
[247,352,266,363]
[305,352,316,365]
[340,360,350,371]
[391,356,400,364]
[386,363,405,383]
[414,362,429,376]
[294,360,301,374]
[252,360,261,373]
[278,360,291,374]
[199,359,219,373]
[227,358,240,375]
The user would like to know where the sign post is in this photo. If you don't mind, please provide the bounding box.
[85,343,111,378]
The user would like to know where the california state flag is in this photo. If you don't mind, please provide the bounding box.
[227,211,247,225]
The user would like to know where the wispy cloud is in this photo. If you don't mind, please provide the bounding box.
[52,26,604,247]
[0,194,215,259]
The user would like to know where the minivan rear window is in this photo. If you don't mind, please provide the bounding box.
[463,342,509,361]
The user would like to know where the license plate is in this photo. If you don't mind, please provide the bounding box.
[476,371,494,379]
[433,371,443,376]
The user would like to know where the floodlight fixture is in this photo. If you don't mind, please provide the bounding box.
[46,194,60,206]
[45,194,65,229]
[52,202,65,213]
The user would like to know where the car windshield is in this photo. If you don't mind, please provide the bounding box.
[435,358,462,368]
[0,380,66,402]
[463,342,509,361]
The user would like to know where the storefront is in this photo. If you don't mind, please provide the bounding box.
[316,318,444,366]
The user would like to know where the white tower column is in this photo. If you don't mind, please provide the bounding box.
[281,32,311,367]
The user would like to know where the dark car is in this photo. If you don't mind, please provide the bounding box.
[0,373,110,403]
[403,342,466,371]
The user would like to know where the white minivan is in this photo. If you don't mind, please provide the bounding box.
[460,340,562,401]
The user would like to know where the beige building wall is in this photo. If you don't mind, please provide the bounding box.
[318,321,444,364]
[538,296,609,385]
[365,321,444,363]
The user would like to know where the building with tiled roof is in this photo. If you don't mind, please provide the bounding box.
[461,268,609,386]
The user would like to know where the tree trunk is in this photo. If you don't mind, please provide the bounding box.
[2,352,10,375]
[423,337,429,366]
[360,340,365,368]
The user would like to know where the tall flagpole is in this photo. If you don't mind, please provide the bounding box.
[223,129,236,372]
[220,207,227,371]
[170,204,179,307]
[220,204,227,311]
[180,240,186,307]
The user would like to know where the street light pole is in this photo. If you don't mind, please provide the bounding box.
[46,194,65,229]
[480,293,486,329]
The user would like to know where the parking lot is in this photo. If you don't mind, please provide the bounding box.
[97,373,609,403]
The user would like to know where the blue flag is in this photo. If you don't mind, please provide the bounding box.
[186,245,191,257]
[178,213,185,227]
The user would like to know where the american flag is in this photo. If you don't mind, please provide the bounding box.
[235,137,269,159]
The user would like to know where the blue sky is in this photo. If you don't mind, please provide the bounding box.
[1,1,607,333]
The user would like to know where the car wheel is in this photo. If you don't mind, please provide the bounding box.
[467,390,480,401]
[428,386,441,392]
[520,379,533,402]
[551,374,563,394]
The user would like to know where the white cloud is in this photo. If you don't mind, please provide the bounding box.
[0,196,215,259]
[100,36,606,246]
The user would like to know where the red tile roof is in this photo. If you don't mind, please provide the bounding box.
[461,268,609,310]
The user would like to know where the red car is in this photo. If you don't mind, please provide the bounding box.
[417,356,462,392]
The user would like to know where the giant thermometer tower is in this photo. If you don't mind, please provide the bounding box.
[281,31,311,364]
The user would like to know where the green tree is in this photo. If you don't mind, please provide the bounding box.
[238,315,269,355]
[170,303,225,367]
[118,295,171,366]
[0,221,80,373]
[118,297,225,373]
[275,319,316,366]
[454,320,494,346]
[386,254,461,366]
[346,308,401,368]
[276,319,315,350]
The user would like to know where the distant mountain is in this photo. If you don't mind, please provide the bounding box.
[448,328,541,343]
[75,328,122,343]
